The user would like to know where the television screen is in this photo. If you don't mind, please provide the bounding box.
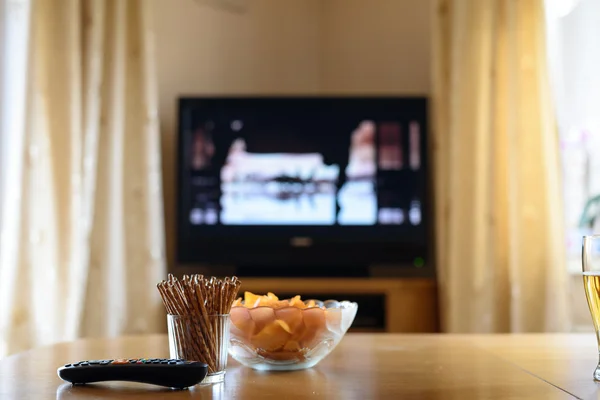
[177,97,429,270]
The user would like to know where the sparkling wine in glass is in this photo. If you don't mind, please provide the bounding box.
[583,235,600,380]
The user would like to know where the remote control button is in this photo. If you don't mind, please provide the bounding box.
[168,361,176,365]
[160,360,168,364]
[100,361,110,365]
[89,361,100,365]
[64,364,71,367]
[112,359,129,364]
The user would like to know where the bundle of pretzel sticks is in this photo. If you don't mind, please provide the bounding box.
[157,274,241,373]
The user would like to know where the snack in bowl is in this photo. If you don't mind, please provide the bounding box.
[228,292,358,371]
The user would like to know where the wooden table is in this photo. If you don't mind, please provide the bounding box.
[1,334,599,399]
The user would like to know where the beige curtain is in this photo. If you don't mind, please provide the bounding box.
[0,0,166,356]
[433,0,570,332]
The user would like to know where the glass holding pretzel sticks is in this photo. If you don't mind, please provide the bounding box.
[157,274,241,385]
[168,314,230,384]
[583,235,600,380]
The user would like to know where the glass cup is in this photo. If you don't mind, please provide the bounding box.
[167,314,230,384]
[583,235,600,380]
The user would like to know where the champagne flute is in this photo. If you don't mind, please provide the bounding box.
[583,235,600,380]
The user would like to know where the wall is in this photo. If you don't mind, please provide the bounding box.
[153,0,431,265]
[320,0,431,94]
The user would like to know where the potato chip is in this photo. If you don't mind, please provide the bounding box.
[300,307,327,348]
[289,295,306,309]
[250,320,291,352]
[275,307,303,332]
[244,292,261,307]
[277,319,292,333]
[303,307,326,330]
[230,306,255,339]
[271,300,290,309]
[283,340,301,352]
[249,307,276,333]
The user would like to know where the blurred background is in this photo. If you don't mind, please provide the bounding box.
[0,0,596,357]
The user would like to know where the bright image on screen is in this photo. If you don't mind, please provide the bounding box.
[186,109,422,227]
[218,121,378,225]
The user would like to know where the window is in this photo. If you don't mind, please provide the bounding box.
[0,0,31,355]
[546,0,600,270]
[0,0,31,236]
[0,0,5,217]
[545,0,600,330]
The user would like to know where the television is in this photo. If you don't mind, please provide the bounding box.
[176,97,431,277]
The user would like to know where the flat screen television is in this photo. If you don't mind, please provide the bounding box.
[176,97,430,276]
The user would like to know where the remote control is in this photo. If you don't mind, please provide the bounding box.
[57,358,208,389]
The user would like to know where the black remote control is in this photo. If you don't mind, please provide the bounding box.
[57,358,208,389]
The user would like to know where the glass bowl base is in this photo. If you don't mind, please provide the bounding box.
[245,359,321,371]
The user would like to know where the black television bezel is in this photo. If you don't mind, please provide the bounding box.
[175,96,433,277]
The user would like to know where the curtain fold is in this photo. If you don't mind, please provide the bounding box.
[0,0,166,356]
[433,0,570,332]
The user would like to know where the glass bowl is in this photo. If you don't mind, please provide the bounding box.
[228,299,358,371]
